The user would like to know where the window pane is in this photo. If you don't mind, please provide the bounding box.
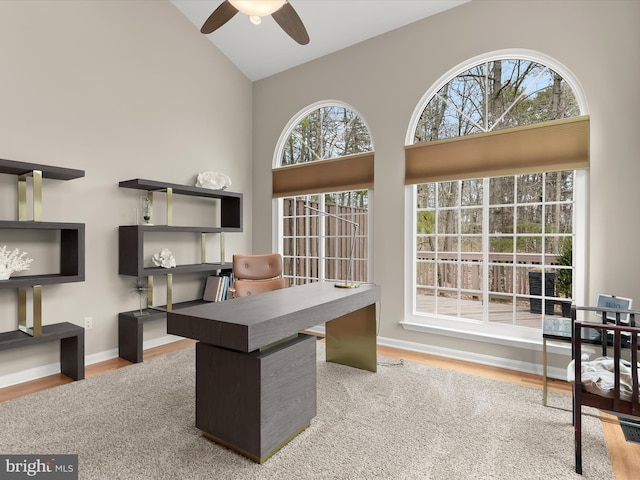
[416,261,435,288]
[488,294,514,325]
[437,262,458,290]
[516,205,542,230]
[460,262,482,295]
[461,179,483,206]
[546,171,574,202]
[488,264,514,294]
[461,236,482,253]
[437,237,458,254]
[417,184,436,208]
[490,236,513,254]
[489,177,514,205]
[412,57,578,330]
[281,106,373,166]
[414,172,574,328]
[417,234,434,254]
[545,203,573,233]
[437,182,458,208]
[461,208,482,234]
[517,174,544,203]
[488,206,514,234]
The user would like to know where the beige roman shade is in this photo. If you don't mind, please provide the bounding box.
[272,152,374,198]
[405,116,589,185]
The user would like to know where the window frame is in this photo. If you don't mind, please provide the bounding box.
[403,49,589,347]
[272,100,375,286]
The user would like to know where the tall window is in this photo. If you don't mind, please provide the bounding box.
[408,54,586,333]
[274,103,373,286]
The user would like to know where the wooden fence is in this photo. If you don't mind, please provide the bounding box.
[282,198,368,284]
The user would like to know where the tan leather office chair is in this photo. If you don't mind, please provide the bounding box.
[232,253,285,297]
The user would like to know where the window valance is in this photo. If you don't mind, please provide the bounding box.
[272,152,374,197]
[405,116,589,184]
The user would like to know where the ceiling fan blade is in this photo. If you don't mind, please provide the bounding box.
[271,2,310,45]
[201,0,238,34]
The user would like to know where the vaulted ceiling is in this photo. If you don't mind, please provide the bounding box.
[171,0,469,81]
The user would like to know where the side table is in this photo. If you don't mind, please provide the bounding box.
[542,317,573,406]
[542,316,601,406]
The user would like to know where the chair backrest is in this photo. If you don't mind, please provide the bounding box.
[232,253,285,297]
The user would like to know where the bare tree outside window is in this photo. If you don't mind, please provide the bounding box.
[414,59,579,328]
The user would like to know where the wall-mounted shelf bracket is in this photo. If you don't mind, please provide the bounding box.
[18,170,43,221]
[18,285,42,336]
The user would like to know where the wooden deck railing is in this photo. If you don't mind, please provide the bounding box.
[281,200,571,297]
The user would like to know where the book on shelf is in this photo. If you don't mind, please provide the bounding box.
[219,276,229,301]
[203,276,222,302]
[203,273,233,302]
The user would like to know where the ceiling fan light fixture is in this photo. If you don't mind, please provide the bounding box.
[202,0,309,45]
[228,0,286,17]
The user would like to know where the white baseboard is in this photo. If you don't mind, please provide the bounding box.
[305,325,568,381]
[0,330,569,390]
[0,334,185,389]
[376,336,568,380]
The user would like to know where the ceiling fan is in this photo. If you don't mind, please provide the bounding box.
[201,0,310,45]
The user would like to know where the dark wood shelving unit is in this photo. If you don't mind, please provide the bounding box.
[118,225,233,277]
[0,158,85,381]
[0,323,84,380]
[0,220,85,288]
[119,178,242,230]
[0,158,84,181]
[118,299,209,363]
[117,178,242,362]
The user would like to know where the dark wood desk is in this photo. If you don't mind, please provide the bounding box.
[167,281,380,463]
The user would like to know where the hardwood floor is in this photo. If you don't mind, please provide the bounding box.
[0,339,196,403]
[1,339,638,479]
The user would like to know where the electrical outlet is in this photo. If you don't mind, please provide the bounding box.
[84,317,93,330]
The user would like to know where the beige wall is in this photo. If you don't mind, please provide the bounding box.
[252,1,640,373]
[0,1,252,380]
[1,0,638,385]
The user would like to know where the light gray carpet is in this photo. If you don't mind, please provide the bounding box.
[0,344,612,479]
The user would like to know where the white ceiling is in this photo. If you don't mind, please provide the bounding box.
[170,0,469,81]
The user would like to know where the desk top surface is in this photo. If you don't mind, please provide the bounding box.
[167,281,380,352]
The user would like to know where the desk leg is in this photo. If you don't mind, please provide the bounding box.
[326,303,377,372]
[542,337,548,406]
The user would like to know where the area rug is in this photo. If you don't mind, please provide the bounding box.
[0,344,612,479]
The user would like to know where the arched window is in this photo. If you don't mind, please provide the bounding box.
[273,102,374,286]
[404,51,588,340]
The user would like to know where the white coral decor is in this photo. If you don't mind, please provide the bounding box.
[151,248,176,269]
[0,245,34,279]
[195,171,232,190]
